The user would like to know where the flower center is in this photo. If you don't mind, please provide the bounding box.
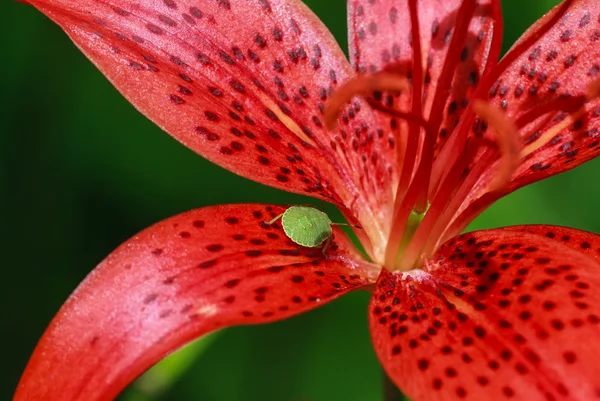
[325,0,600,272]
[326,71,600,272]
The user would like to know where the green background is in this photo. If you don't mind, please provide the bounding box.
[3,0,598,400]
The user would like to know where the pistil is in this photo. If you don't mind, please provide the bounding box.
[385,0,482,270]
[396,144,480,271]
[407,0,479,213]
[393,0,424,212]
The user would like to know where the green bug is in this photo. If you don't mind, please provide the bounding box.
[266,206,355,255]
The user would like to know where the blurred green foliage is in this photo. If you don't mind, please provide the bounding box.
[3,0,599,400]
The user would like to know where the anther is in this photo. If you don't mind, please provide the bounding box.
[473,100,521,192]
[324,72,409,129]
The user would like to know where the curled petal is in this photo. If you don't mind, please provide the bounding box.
[370,226,600,401]
[15,204,378,401]
[27,0,396,260]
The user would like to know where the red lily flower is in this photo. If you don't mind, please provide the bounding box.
[15,0,600,400]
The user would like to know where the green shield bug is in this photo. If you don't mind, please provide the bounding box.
[266,206,357,255]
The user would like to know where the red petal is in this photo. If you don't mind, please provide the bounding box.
[27,0,395,255]
[15,204,377,401]
[489,0,600,190]
[444,1,600,240]
[348,0,501,152]
[370,226,600,401]
[508,225,600,263]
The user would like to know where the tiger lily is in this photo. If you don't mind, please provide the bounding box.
[15,0,600,400]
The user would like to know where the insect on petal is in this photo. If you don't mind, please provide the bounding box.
[370,226,600,401]
[26,0,395,257]
[15,204,378,401]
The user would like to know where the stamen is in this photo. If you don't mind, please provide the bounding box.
[472,100,521,192]
[361,102,441,271]
[418,102,519,266]
[418,147,496,266]
[481,1,504,79]
[414,0,480,214]
[366,100,437,140]
[323,72,409,129]
[434,78,600,256]
[432,0,574,198]
[426,0,478,135]
[411,0,480,210]
[402,0,425,211]
[397,144,478,271]
[436,174,498,251]
[429,111,475,199]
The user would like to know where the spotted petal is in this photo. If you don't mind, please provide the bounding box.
[370,226,600,401]
[488,0,600,193]
[433,0,600,244]
[28,0,396,259]
[15,204,377,401]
